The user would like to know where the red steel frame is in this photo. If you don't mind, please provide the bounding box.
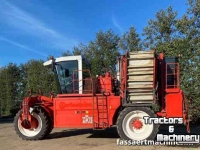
[19,51,190,132]
[165,63,180,89]
[119,54,127,102]
[156,53,190,132]
[53,68,120,129]
[72,69,93,94]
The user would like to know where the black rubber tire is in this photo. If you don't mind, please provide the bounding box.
[116,107,159,140]
[14,109,50,140]
[45,116,54,136]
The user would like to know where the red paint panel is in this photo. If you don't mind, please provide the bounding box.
[53,95,121,128]
[79,97,93,128]
[99,72,112,93]
[165,90,183,118]
[80,96,121,128]
[108,96,121,125]
[54,97,81,127]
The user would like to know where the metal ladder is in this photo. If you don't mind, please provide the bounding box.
[93,93,109,129]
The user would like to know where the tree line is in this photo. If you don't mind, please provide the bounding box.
[0,0,200,121]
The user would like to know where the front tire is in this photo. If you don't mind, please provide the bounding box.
[116,107,159,141]
[14,109,50,140]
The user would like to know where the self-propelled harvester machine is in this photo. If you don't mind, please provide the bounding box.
[14,50,190,141]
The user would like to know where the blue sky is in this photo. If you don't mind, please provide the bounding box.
[0,0,188,67]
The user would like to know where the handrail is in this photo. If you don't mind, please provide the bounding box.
[72,69,93,94]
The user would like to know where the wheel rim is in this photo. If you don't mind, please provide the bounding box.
[122,110,154,140]
[18,112,42,137]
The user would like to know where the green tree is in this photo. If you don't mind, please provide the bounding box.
[24,60,58,96]
[142,6,178,54]
[0,64,20,115]
[119,26,142,53]
[15,64,28,106]
[72,43,86,55]
[87,29,120,76]
[0,67,7,116]
[62,29,120,77]
[63,43,87,56]
[62,50,73,56]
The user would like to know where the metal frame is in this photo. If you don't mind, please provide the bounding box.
[72,69,93,94]
[165,63,180,89]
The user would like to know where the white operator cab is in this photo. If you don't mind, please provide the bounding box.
[43,55,91,94]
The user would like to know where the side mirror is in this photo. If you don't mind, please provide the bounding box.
[65,69,69,77]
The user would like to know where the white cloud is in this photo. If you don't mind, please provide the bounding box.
[0,2,78,51]
[0,36,48,57]
[111,15,123,34]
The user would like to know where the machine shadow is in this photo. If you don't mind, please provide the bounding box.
[45,127,119,140]
[0,118,14,124]
[45,124,200,141]
[87,127,119,138]
[45,128,93,140]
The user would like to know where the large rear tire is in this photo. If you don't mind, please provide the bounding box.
[45,116,54,136]
[14,109,50,140]
[116,107,159,141]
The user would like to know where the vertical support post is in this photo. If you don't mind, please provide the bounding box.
[153,50,157,104]
[102,92,104,128]
[159,53,165,112]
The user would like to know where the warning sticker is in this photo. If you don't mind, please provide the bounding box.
[82,115,93,124]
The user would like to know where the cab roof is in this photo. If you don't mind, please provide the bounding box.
[43,55,91,66]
